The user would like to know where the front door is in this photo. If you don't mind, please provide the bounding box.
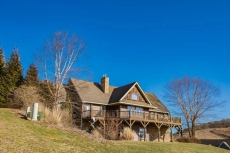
[139,127,144,141]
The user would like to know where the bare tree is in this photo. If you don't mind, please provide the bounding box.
[37,31,86,109]
[164,76,223,138]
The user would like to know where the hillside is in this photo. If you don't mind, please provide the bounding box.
[182,119,230,139]
[0,109,229,153]
[184,128,230,139]
[197,119,230,129]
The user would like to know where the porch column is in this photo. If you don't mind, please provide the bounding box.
[140,121,149,141]
[155,123,162,142]
[158,127,161,142]
[178,128,181,138]
[90,104,92,117]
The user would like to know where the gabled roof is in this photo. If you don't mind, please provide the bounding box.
[69,78,170,113]
[108,82,135,103]
[119,82,152,105]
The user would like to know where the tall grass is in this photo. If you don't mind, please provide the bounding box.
[92,129,103,138]
[122,127,135,140]
[42,107,71,126]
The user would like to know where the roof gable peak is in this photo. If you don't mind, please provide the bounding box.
[119,82,152,105]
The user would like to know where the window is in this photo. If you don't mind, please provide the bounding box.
[139,127,144,140]
[128,106,135,116]
[131,93,139,100]
[136,107,143,117]
[85,104,90,117]
[101,106,105,116]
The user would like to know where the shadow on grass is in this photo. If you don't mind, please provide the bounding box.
[18,112,27,120]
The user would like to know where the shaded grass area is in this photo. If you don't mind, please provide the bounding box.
[0,109,229,153]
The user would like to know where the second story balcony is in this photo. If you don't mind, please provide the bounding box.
[82,110,181,125]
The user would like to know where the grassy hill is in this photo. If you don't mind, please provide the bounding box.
[182,119,230,139]
[0,109,229,153]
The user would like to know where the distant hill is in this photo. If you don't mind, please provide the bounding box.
[182,119,230,139]
[196,119,230,130]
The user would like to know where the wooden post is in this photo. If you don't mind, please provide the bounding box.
[170,128,173,142]
[129,110,131,118]
[116,110,118,118]
[90,104,92,117]
[103,120,105,138]
[158,127,161,142]
[144,127,146,141]
[178,128,181,138]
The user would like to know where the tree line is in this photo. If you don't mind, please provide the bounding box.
[0,47,53,109]
[0,31,86,111]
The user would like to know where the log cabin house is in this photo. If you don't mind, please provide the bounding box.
[68,76,182,141]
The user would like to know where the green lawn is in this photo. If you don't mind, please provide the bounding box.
[0,108,229,153]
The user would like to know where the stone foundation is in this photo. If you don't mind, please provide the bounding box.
[148,125,170,142]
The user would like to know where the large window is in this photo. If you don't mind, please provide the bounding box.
[128,106,135,116]
[127,106,143,117]
[131,93,139,100]
[136,107,143,117]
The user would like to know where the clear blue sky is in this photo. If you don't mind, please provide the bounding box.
[0,0,229,121]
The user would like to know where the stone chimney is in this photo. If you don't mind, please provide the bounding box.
[101,75,109,94]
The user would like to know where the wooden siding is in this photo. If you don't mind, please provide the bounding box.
[123,85,145,102]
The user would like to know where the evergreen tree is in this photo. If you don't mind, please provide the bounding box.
[0,48,7,107]
[5,47,23,107]
[24,64,39,86]
[39,81,55,109]
[0,48,5,75]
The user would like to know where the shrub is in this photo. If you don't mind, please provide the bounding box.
[11,85,41,109]
[92,129,103,138]
[42,107,71,126]
[51,109,63,125]
[105,119,120,140]
[177,137,190,143]
[176,137,200,143]
[122,127,134,140]
[190,137,201,144]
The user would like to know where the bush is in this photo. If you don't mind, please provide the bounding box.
[105,119,120,140]
[122,127,134,140]
[42,107,71,126]
[190,137,201,143]
[177,137,190,143]
[92,129,103,138]
[177,137,200,143]
[11,85,42,109]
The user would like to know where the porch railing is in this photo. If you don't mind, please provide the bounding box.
[82,110,181,124]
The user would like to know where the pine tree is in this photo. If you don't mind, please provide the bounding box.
[0,48,7,107]
[5,47,23,107]
[0,48,5,75]
[24,64,39,86]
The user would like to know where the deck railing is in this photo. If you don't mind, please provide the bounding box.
[82,110,181,124]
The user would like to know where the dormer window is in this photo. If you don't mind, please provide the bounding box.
[131,93,139,100]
